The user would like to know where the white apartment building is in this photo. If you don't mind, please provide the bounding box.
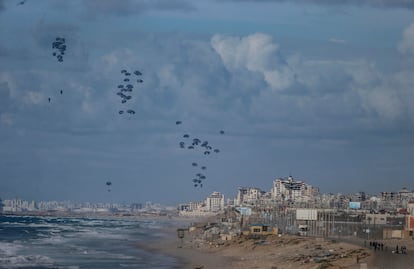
[205,191,225,212]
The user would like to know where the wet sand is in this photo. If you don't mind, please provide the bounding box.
[366,240,414,269]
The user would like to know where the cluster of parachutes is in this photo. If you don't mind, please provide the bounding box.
[13,3,232,194]
[52,37,66,63]
[116,69,143,116]
[175,121,225,188]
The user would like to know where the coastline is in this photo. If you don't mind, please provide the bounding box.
[140,216,232,269]
[144,218,374,269]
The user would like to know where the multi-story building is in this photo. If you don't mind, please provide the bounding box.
[271,176,318,203]
[178,201,204,212]
[235,187,266,206]
[205,191,225,212]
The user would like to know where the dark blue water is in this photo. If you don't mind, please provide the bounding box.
[0,215,178,269]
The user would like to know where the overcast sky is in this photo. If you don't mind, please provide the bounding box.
[1,0,414,205]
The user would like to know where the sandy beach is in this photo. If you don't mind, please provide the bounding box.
[145,219,414,269]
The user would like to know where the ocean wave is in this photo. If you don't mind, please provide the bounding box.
[0,254,54,268]
[0,242,23,256]
[119,264,143,267]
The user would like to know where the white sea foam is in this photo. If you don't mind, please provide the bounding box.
[0,242,23,256]
[74,228,129,240]
[1,216,173,269]
[119,264,142,267]
[0,254,54,268]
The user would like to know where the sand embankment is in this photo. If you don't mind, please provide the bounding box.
[144,217,414,269]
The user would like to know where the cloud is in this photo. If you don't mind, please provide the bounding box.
[0,113,13,126]
[211,33,295,91]
[0,81,14,126]
[328,38,347,44]
[398,23,414,54]
[23,91,44,105]
[344,57,414,125]
[224,0,414,9]
[82,0,195,18]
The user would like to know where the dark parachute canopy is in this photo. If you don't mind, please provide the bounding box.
[17,0,27,6]
[106,181,112,192]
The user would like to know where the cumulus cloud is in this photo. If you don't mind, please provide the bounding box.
[398,23,414,54]
[224,0,414,9]
[211,33,295,91]
[344,58,414,124]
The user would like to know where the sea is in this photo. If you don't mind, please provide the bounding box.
[0,215,180,269]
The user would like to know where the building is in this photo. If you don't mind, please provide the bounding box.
[235,187,265,206]
[205,191,225,212]
[244,224,278,236]
[271,176,318,203]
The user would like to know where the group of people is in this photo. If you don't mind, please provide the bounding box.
[365,240,408,254]
[394,245,408,254]
[368,241,385,251]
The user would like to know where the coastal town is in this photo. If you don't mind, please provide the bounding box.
[2,175,414,268]
[2,175,414,241]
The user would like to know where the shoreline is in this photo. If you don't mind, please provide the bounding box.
[145,221,374,269]
[141,217,233,269]
[147,221,414,269]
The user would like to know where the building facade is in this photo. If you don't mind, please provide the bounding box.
[206,191,225,212]
[271,176,318,203]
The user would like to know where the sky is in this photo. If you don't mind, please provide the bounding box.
[1,0,414,205]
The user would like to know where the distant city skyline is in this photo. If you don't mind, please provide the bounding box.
[1,174,413,207]
[1,0,414,204]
